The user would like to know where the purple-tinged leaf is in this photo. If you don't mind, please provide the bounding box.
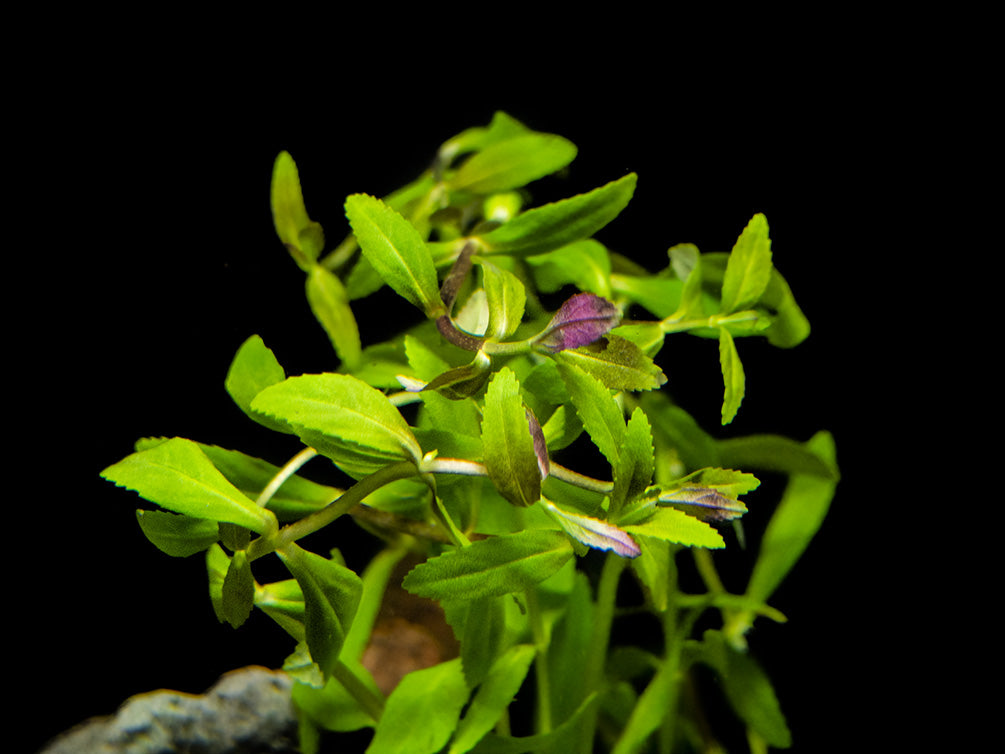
[535,293,621,352]
[658,487,748,522]
[543,500,641,559]
[526,407,550,480]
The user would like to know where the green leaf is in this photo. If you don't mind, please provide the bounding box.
[479,174,637,257]
[481,368,543,508]
[278,542,363,677]
[345,193,443,316]
[622,507,725,549]
[717,433,838,478]
[206,543,229,622]
[224,335,289,434]
[366,658,468,754]
[135,509,219,557]
[745,431,838,605]
[670,243,705,319]
[439,111,531,165]
[443,596,508,689]
[402,530,574,601]
[449,133,577,194]
[611,654,678,754]
[555,334,666,392]
[699,630,791,747]
[101,437,276,534]
[611,407,656,515]
[251,374,421,478]
[720,213,773,314]
[719,328,745,425]
[525,239,612,297]
[196,443,339,522]
[254,578,307,641]
[479,259,526,341]
[221,549,254,628]
[556,361,625,469]
[542,500,640,558]
[306,265,362,369]
[271,151,324,267]
[466,694,597,754]
[449,645,536,754]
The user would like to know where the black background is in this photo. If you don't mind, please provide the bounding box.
[21,63,906,752]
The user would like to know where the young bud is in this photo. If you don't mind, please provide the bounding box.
[535,293,621,352]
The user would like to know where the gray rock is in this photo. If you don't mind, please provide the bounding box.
[39,666,298,754]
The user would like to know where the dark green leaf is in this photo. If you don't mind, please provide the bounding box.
[221,549,254,628]
[279,542,363,677]
[717,433,838,478]
[700,630,791,747]
[444,596,509,689]
[746,431,838,605]
[449,645,536,754]
[135,509,219,557]
[402,530,574,601]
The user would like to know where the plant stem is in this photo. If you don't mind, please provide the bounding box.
[578,552,627,754]
[254,447,318,509]
[526,586,554,735]
[247,460,419,562]
[331,659,385,721]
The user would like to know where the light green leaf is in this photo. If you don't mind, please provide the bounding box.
[479,259,526,341]
[622,507,725,549]
[479,174,637,257]
[206,543,229,622]
[306,265,362,369]
[254,578,307,641]
[720,213,773,315]
[402,530,574,601]
[611,654,678,754]
[630,536,673,612]
[271,151,324,267]
[719,328,745,425]
[467,694,597,754]
[612,407,656,515]
[556,334,666,392]
[278,542,363,677]
[345,193,443,316]
[439,111,531,166]
[481,368,543,508]
[251,374,421,478]
[449,645,536,754]
[135,509,219,557]
[366,658,468,754]
[670,243,705,319]
[556,361,625,469]
[746,431,838,605]
[224,335,288,433]
[221,549,255,628]
[449,133,577,194]
[101,437,276,534]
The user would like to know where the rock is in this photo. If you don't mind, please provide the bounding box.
[39,666,297,754]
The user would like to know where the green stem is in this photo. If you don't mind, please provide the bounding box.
[331,659,385,721]
[247,460,418,562]
[254,447,318,509]
[578,552,627,754]
[526,587,553,735]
